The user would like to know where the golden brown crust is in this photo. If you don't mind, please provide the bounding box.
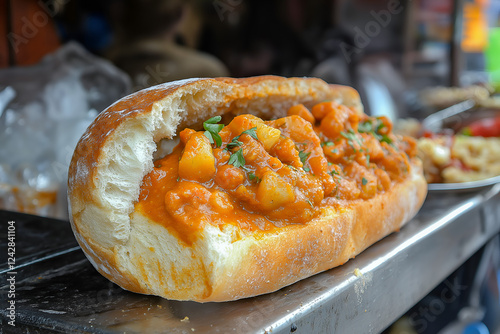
[68,76,426,302]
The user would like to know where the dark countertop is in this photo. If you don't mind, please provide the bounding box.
[1,185,500,333]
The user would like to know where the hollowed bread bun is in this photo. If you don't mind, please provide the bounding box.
[68,76,427,302]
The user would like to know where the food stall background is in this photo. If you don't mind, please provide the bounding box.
[1,0,500,333]
[4,0,500,218]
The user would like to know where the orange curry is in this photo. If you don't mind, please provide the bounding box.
[136,102,417,244]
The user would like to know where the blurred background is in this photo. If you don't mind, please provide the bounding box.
[3,0,500,218]
[2,1,500,333]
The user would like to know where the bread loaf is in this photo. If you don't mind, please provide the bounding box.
[68,76,427,302]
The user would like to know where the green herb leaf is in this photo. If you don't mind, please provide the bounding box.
[380,135,393,144]
[203,116,224,147]
[349,129,363,146]
[298,150,311,165]
[204,130,214,144]
[376,120,386,132]
[366,154,370,165]
[303,166,310,172]
[228,127,258,150]
[228,148,245,168]
[362,177,368,186]
[204,123,224,134]
[358,118,390,145]
[358,120,373,133]
[240,127,258,140]
[204,116,222,124]
[248,172,261,183]
[306,199,313,207]
[340,131,359,152]
[321,141,334,147]
[226,139,243,149]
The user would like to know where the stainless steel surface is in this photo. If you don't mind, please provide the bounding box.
[421,99,500,134]
[428,175,500,192]
[2,186,500,333]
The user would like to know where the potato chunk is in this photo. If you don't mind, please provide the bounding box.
[257,171,295,210]
[228,114,263,134]
[178,133,215,183]
[256,123,281,151]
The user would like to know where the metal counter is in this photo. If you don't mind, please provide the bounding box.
[1,184,500,333]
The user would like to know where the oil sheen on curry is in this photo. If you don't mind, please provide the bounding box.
[136,102,417,244]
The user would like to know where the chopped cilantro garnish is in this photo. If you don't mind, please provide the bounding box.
[322,141,334,147]
[340,130,361,152]
[226,139,243,149]
[362,177,368,186]
[240,127,258,140]
[306,199,314,207]
[228,148,245,168]
[298,150,311,165]
[225,126,258,151]
[376,120,386,132]
[380,135,393,144]
[248,172,260,183]
[349,129,363,146]
[359,118,386,134]
[357,120,373,133]
[303,166,310,172]
[203,116,224,147]
[366,154,370,165]
[357,118,393,146]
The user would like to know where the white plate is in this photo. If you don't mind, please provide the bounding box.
[428,175,500,192]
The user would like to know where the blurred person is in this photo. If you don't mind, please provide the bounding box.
[198,0,332,77]
[107,0,229,91]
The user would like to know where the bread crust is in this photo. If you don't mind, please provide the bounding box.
[68,76,426,302]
